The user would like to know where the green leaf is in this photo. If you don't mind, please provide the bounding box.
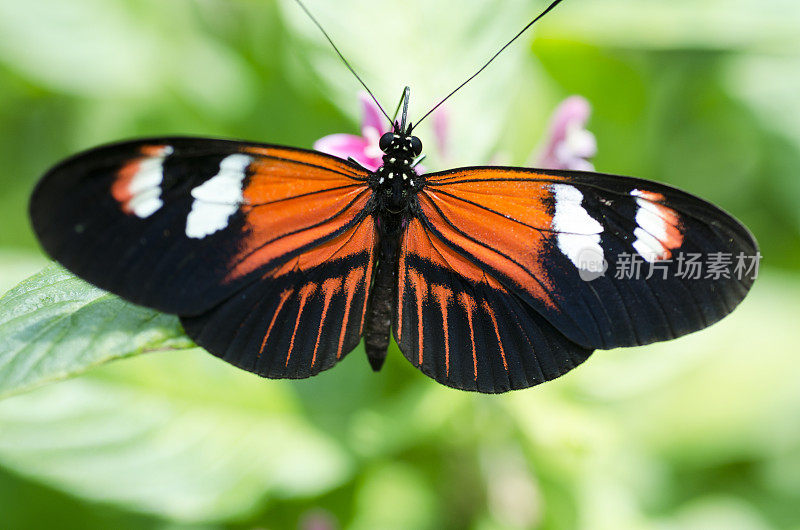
[0,250,47,296]
[0,351,352,522]
[0,264,193,400]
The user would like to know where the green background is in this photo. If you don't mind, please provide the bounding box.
[0,0,799,528]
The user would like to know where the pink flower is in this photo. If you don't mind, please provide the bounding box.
[299,509,338,530]
[314,92,391,172]
[433,103,450,162]
[315,93,595,174]
[533,95,597,171]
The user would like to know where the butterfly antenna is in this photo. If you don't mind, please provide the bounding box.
[292,0,393,125]
[391,86,411,124]
[412,0,566,130]
[400,86,411,132]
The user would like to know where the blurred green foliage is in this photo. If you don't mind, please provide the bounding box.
[0,0,799,528]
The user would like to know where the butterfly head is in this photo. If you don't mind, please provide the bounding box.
[378,131,422,159]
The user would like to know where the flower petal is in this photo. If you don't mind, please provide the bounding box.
[362,125,383,160]
[533,95,596,171]
[562,123,597,159]
[359,92,389,136]
[314,133,369,159]
[314,133,383,171]
[548,96,591,143]
[433,104,450,161]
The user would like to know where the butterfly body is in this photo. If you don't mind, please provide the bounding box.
[363,128,424,370]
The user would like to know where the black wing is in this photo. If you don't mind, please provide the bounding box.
[393,166,757,392]
[31,137,377,377]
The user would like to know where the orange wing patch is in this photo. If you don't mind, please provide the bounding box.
[263,215,376,369]
[398,217,516,383]
[223,151,372,281]
[425,167,565,186]
[394,205,596,392]
[243,146,365,180]
[416,190,556,309]
[263,214,375,282]
[397,217,507,342]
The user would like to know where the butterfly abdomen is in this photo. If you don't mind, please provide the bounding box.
[362,208,405,371]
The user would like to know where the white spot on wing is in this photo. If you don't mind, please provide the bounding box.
[630,189,670,262]
[185,153,252,239]
[551,184,604,270]
[128,146,173,218]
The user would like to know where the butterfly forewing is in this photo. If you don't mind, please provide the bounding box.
[30,138,371,316]
[413,167,758,352]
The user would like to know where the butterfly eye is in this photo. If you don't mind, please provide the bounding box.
[410,136,423,156]
[379,133,394,152]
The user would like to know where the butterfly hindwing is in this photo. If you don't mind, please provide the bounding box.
[395,217,593,393]
[30,137,372,317]
[181,214,377,378]
[416,167,758,351]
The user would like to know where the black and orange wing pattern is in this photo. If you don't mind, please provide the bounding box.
[31,137,376,377]
[396,216,592,392]
[182,214,377,378]
[396,166,757,392]
[31,138,759,391]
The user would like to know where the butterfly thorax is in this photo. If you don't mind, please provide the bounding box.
[370,132,423,215]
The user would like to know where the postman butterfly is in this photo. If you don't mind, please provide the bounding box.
[29,0,758,393]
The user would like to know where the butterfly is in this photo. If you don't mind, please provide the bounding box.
[28,0,758,393]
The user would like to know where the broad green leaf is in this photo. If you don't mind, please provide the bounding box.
[0,250,46,295]
[0,350,352,522]
[0,464,183,529]
[0,264,192,400]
